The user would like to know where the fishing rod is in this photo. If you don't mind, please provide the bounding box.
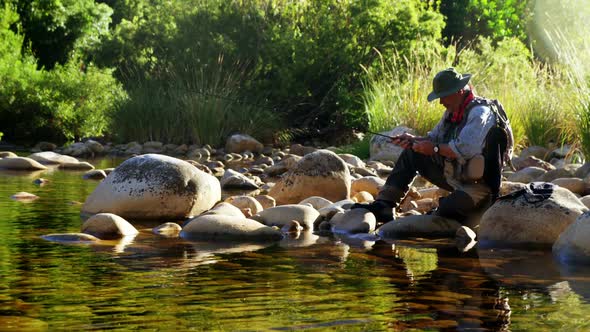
[366,130,415,146]
[366,130,397,140]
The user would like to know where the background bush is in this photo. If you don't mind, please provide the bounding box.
[0,5,126,143]
[93,0,444,143]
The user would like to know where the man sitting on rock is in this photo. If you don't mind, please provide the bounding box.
[354,67,513,224]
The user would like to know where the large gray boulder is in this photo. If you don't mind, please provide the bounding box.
[369,126,417,162]
[82,154,221,220]
[553,211,590,263]
[479,186,588,247]
[181,214,282,241]
[268,150,351,205]
[377,215,462,239]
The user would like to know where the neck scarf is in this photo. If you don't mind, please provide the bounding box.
[449,90,474,123]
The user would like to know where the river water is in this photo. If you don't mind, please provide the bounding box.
[1,157,590,331]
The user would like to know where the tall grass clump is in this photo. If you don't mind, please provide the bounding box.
[362,47,454,135]
[113,57,284,146]
[535,1,590,159]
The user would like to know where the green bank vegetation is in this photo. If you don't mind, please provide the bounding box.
[0,0,588,155]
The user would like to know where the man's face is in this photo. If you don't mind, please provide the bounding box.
[439,90,464,112]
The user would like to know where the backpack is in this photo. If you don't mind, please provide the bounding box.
[477,99,514,201]
[488,99,514,165]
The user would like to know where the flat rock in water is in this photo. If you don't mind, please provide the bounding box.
[28,151,79,165]
[41,233,100,243]
[153,222,182,237]
[377,215,462,239]
[181,214,283,241]
[11,192,39,201]
[59,161,95,170]
[0,157,47,170]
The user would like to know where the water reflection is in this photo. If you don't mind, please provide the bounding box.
[3,158,590,330]
[478,248,562,288]
[278,230,320,248]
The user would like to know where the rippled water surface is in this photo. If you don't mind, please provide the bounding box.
[2,157,590,331]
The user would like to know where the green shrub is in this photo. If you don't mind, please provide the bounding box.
[0,5,126,143]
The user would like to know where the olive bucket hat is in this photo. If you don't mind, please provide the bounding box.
[427,67,472,102]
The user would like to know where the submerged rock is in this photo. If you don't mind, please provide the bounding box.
[153,222,182,237]
[59,161,95,170]
[81,213,139,240]
[10,192,39,201]
[41,233,100,243]
[83,169,107,180]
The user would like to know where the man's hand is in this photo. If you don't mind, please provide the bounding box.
[391,133,415,149]
[412,140,436,156]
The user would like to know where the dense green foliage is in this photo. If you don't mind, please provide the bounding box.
[437,0,530,47]
[0,5,126,142]
[1,0,112,69]
[93,0,444,143]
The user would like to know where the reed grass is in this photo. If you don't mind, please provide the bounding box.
[112,57,283,146]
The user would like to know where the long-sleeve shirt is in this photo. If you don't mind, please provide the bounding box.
[427,104,496,165]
